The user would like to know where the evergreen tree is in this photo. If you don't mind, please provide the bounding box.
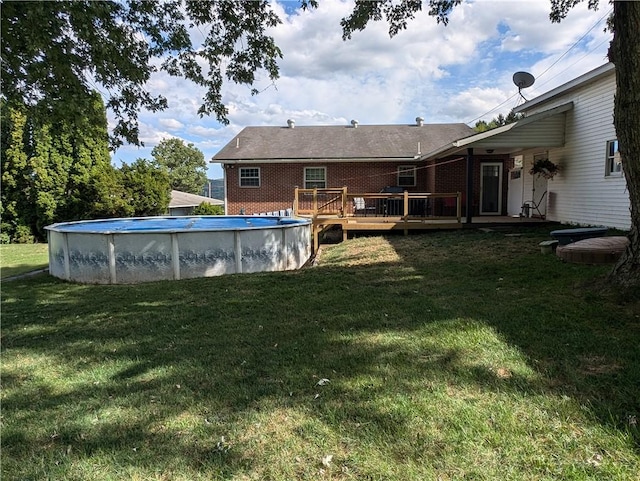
[1,92,114,240]
[121,159,171,216]
[0,102,33,240]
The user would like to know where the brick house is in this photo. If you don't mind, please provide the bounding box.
[212,118,514,217]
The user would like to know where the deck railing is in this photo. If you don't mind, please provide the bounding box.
[294,188,462,222]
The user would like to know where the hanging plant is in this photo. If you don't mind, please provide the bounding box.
[529,157,560,179]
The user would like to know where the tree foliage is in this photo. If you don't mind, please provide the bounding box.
[151,138,208,195]
[0,93,171,241]
[341,0,461,39]
[121,159,171,217]
[1,92,112,241]
[474,110,524,133]
[192,202,224,216]
[1,0,283,148]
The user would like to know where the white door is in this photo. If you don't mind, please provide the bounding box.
[531,173,548,217]
[480,162,503,215]
[507,168,524,216]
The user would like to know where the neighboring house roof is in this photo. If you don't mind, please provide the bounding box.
[514,62,614,114]
[212,122,475,163]
[169,190,223,208]
[422,102,574,160]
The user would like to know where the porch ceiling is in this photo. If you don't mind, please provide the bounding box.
[422,102,574,159]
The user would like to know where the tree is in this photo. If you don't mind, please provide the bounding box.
[0,102,34,240]
[1,91,113,240]
[121,159,171,216]
[192,202,224,216]
[151,138,208,194]
[81,163,133,220]
[341,0,640,288]
[1,1,284,148]
[474,110,524,133]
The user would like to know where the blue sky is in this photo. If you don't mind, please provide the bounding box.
[111,0,612,180]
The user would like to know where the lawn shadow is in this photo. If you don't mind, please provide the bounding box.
[2,229,639,478]
[378,227,640,446]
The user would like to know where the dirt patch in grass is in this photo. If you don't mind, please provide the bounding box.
[579,356,622,376]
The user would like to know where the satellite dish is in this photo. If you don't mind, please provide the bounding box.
[513,71,535,89]
[512,71,535,101]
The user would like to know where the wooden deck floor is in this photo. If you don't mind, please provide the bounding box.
[308,214,549,251]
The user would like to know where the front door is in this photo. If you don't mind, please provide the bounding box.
[480,162,503,215]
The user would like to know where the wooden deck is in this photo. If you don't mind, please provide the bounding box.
[293,188,547,252]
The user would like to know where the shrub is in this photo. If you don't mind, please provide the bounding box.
[13,224,35,244]
[192,202,224,215]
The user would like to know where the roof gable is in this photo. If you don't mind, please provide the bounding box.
[213,123,475,162]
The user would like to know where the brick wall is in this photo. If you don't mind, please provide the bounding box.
[432,154,512,216]
[224,156,514,216]
[225,162,429,215]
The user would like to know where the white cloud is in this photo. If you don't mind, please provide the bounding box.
[111,0,612,179]
[158,118,185,130]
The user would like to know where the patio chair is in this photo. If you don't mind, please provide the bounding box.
[353,197,374,216]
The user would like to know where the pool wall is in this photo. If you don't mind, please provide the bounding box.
[46,216,312,284]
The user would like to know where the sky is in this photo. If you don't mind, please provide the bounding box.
[111,0,613,180]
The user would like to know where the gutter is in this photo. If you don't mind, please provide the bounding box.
[211,156,421,165]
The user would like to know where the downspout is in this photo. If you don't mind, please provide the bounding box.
[223,164,229,215]
[466,148,474,224]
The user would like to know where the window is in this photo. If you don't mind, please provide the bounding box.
[304,167,326,188]
[606,140,622,176]
[397,165,416,187]
[239,167,260,187]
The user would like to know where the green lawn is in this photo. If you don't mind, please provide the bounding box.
[0,243,49,278]
[2,227,639,480]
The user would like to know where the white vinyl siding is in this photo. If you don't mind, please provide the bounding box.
[521,70,630,230]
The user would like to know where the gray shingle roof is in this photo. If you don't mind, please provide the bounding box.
[169,190,223,208]
[213,123,474,162]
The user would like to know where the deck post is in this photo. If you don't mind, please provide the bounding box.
[403,190,409,235]
[313,226,319,254]
[456,192,462,224]
[312,188,318,218]
[342,186,348,217]
[293,187,299,216]
[466,148,474,224]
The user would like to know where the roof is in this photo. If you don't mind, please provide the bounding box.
[514,63,614,113]
[212,123,475,163]
[169,190,223,208]
[422,102,574,160]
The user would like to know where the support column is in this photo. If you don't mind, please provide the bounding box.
[466,148,474,224]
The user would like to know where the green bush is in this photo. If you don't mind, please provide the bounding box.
[192,202,224,215]
[13,224,35,244]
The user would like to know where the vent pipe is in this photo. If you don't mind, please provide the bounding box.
[287,119,295,129]
[416,116,424,127]
[351,119,359,128]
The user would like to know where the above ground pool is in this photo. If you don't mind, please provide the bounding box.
[46,216,312,284]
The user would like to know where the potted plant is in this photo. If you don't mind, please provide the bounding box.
[529,157,560,179]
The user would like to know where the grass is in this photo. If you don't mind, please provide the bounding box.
[0,243,49,279]
[2,227,639,480]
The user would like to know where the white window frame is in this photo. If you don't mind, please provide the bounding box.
[605,139,622,177]
[304,167,327,189]
[239,167,261,187]
[397,165,416,187]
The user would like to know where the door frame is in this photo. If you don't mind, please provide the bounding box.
[480,162,503,215]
